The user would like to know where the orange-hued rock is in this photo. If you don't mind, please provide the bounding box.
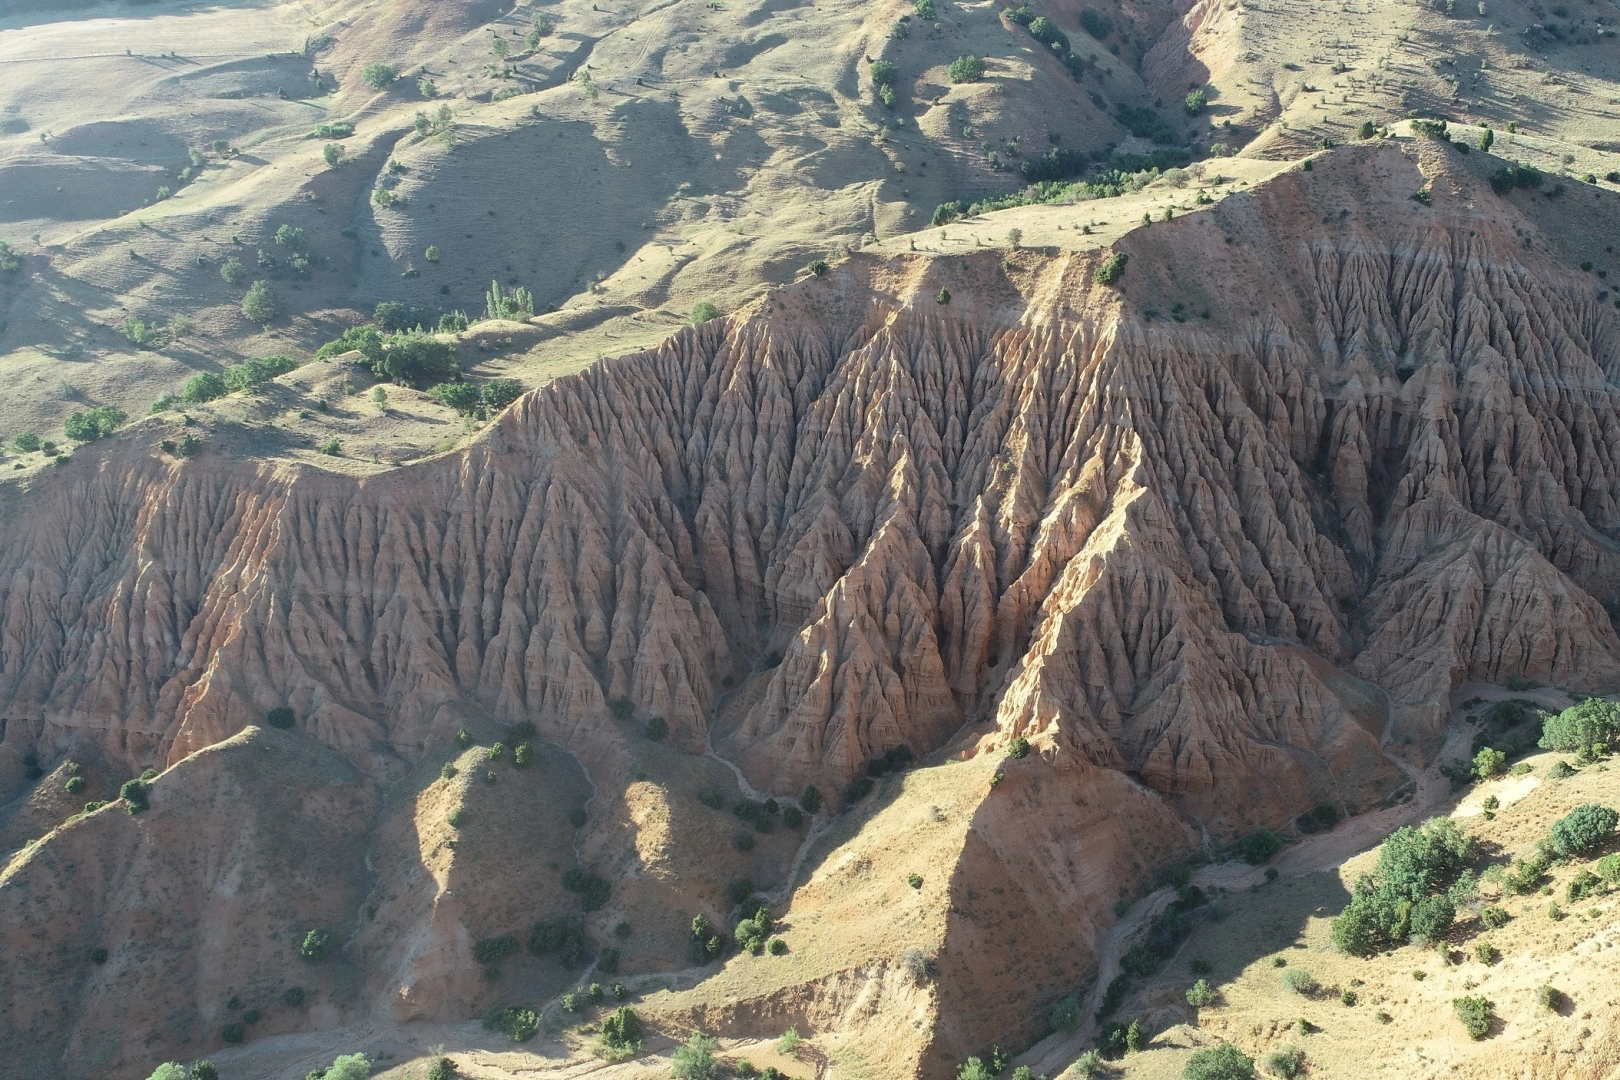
[4,143,1620,1077]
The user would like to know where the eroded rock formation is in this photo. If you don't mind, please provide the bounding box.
[3,143,1620,1076]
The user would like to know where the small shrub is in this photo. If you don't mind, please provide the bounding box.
[1281,968,1318,996]
[1550,804,1618,857]
[1240,827,1286,865]
[300,928,332,962]
[777,1027,803,1056]
[426,1051,456,1080]
[908,872,923,889]
[1184,1042,1255,1080]
[89,946,109,964]
[192,1063,219,1080]
[870,60,898,86]
[807,258,830,277]
[1452,995,1493,1039]
[512,743,532,767]
[561,868,612,910]
[1566,868,1602,902]
[800,785,823,813]
[1474,941,1499,964]
[221,1023,245,1044]
[673,1033,723,1080]
[948,55,986,83]
[266,706,295,729]
[1185,978,1216,1007]
[283,986,306,1007]
[219,256,247,285]
[12,432,40,452]
[1009,736,1030,759]
[322,143,344,168]
[319,439,341,457]
[64,775,85,794]
[691,301,720,324]
[322,1055,372,1080]
[1480,905,1510,928]
[1185,88,1208,115]
[1340,988,1357,1006]
[1094,251,1128,286]
[1537,984,1566,1012]
[361,62,396,90]
[1264,1047,1304,1078]
[645,716,668,741]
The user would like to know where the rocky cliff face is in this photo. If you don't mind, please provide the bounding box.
[3,143,1620,1075]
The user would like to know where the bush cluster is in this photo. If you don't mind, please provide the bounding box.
[691,914,725,963]
[1541,698,1619,755]
[1118,884,1209,981]
[428,377,524,417]
[375,331,458,387]
[316,325,385,364]
[528,917,588,964]
[597,1006,642,1061]
[1550,804,1618,857]
[473,934,521,964]
[734,899,774,955]
[562,868,611,911]
[483,1005,539,1042]
[1330,818,1476,955]
[120,777,151,814]
[64,406,127,443]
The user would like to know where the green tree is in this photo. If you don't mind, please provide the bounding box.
[361,62,396,89]
[274,224,305,248]
[1550,803,1618,857]
[323,142,344,168]
[1540,698,1620,755]
[241,280,277,324]
[13,432,40,452]
[1184,1042,1254,1080]
[146,1065,187,1080]
[64,406,127,442]
[376,331,458,387]
[1185,87,1209,115]
[321,1054,371,1080]
[1095,251,1128,285]
[219,256,247,285]
[0,239,21,272]
[424,244,441,262]
[956,1059,993,1080]
[482,378,523,411]
[429,381,480,414]
[870,60,898,86]
[1473,746,1506,781]
[182,372,228,404]
[672,1034,723,1080]
[485,280,535,320]
[1478,127,1494,152]
[948,55,985,83]
[691,301,720,324]
[1452,996,1493,1039]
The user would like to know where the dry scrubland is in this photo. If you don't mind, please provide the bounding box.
[4,0,1620,1078]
